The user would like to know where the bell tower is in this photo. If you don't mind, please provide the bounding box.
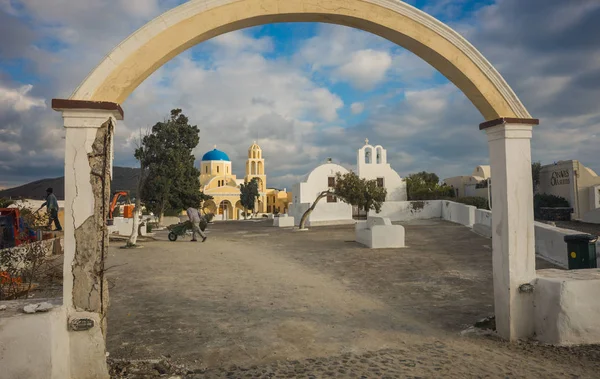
[245,142,267,213]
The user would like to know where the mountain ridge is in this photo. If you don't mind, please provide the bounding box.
[0,167,141,201]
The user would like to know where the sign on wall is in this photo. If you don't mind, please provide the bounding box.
[550,169,570,186]
[539,163,575,207]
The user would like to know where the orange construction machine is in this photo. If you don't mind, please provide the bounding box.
[107,191,134,225]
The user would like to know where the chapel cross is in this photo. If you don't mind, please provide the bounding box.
[365,138,369,145]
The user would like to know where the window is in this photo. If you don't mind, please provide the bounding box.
[205,166,208,173]
[376,147,382,164]
[226,166,229,173]
[217,166,220,173]
[328,176,335,187]
[377,177,384,187]
[327,195,337,203]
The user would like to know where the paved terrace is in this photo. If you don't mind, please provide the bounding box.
[106,219,600,378]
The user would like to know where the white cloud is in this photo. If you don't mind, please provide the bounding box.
[2,0,600,191]
[337,49,392,90]
[350,102,365,115]
[211,30,273,53]
[0,84,46,112]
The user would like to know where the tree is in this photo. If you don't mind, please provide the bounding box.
[239,178,260,219]
[0,198,14,208]
[405,171,439,196]
[299,172,387,229]
[404,171,454,200]
[532,161,542,193]
[127,129,150,247]
[136,109,202,224]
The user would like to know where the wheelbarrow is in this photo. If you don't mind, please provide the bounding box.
[166,219,207,241]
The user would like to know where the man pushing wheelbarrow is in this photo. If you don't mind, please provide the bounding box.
[167,207,209,242]
[186,206,208,242]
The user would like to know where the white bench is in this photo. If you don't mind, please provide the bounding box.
[534,269,600,345]
[355,216,405,249]
[273,214,295,228]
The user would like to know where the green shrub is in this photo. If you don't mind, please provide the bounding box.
[534,193,570,209]
[454,196,489,210]
[408,185,455,200]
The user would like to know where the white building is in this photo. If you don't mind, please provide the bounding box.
[443,165,491,198]
[288,161,353,226]
[288,140,408,226]
[538,160,600,223]
[357,139,407,201]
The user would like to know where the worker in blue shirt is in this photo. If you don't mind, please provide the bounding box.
[38,188,62,231]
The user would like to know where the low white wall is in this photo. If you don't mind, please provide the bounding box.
[582,208,600,224]
[369,200,442,222]
[273,215,294,228]
[108,217,149,236]
[533,222,593,268]
[473,209,492,238]
[534,269,600,345]
[0,300,69,379]
[441,201,476,227]
[288,202,352,227]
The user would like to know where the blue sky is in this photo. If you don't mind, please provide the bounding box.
[1,0,599,190]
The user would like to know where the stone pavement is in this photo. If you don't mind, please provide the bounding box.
[106,219,600,378]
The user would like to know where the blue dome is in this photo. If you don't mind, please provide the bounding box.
[202,149,230,162]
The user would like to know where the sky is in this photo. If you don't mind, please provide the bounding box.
[1,0,599,190]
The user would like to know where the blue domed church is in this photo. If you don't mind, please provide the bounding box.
[199,142,267,220]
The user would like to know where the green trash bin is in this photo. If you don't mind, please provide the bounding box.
[564,234,598,269]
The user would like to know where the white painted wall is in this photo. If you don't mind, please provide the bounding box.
[534,269,600,345]
[357,143,407,201]
[289,163,352,226]
[368,200,442,222]
[273,215,294,227]
[582,208,600,224]
[108,216,149,236]
[473,209,492,238]
[288,201,353,226]
[9,199,66,210]
[441,200,476,227]
[534,221,600,268]
[0,301,69,379]
[295,163,349,203]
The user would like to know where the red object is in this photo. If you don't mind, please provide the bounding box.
[123,204,134,218]
[109,191,130,219]
[0,208,35,247]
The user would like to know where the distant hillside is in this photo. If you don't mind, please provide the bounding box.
[0,167,141,201]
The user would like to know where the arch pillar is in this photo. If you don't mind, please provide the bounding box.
[52,99,123,379]
[481,117,539,341]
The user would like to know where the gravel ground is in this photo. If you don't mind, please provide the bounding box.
[105,219,600,378]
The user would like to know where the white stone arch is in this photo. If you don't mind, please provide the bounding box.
[69,0,530,120]
[50,3,542,373]
[375,145,384,164]
[364,146,373,164]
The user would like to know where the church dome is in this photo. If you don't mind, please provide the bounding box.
[202,148,230,162]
